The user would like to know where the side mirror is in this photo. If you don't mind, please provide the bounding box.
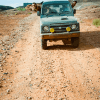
[37,11,41,16]
[73,9,76,14]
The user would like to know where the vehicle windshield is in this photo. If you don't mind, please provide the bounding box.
[42,3,71,15]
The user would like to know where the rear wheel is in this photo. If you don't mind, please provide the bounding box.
[41,39,47,50]
[71,37,79,48]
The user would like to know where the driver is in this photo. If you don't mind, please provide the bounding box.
[44,5,51,14]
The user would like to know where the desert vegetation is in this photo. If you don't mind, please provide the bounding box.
[93,19,100,27]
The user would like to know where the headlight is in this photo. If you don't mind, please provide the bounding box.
[43,26,49,32]
[72,25,76,29]
[50,28,55,33]
[66,27,71,32]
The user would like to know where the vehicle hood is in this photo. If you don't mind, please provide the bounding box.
[41,16,78,25]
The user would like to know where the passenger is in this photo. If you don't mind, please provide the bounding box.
[71,0,77,8]
[32,2,41,11]
[32,2,37,11]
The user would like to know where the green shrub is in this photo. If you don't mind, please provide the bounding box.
[15,13,17,15]
[22,8,26,11]
[81,21,83,23]
[17,7,26,11]
[92,19,100,27]
[28,13,32,14]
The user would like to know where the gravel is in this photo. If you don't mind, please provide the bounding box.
[7,89,11,94]
[0,14,37,66]
[0,13,37,92]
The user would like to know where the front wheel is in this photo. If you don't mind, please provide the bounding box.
[41,39,47,50]
[71,37,79,48]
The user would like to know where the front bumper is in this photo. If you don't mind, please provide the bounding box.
[41,31,80,39]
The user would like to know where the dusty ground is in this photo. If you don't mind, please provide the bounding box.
[0,2,100,100]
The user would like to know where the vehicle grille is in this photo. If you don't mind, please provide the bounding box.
[50,25,71,33]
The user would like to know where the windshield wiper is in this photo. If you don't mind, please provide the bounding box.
[59,11,70,15]
[45,13,58,16]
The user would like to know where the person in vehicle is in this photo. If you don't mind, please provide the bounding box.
[32,2,41,11]
[71,0,77,8]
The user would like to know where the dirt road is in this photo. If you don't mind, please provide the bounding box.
[0,7,100,100]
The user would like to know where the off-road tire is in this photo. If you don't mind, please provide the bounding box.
[71,37,79,48]
[41,39,47,50]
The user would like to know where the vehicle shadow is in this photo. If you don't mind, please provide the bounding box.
[47,31,100,51]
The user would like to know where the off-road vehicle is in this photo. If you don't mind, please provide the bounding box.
[37,0,80,49]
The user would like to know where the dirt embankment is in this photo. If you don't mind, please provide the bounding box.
[0,9,35,75]
[0,10,37,81]
[0,2,100,100]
